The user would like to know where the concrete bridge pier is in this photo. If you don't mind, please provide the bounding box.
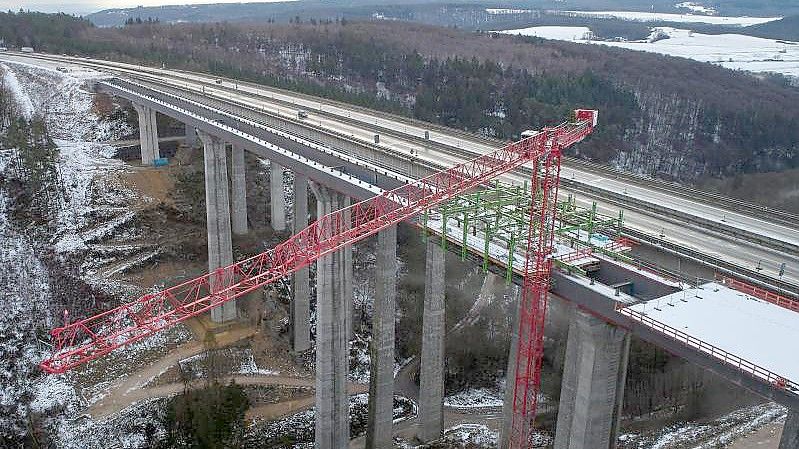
[291,173,311,352]
[417,237,446,442]
[366,224,398,449]
[782,410,799,449]
[198,131,236,323]
[500,282,523,449]
[341,195,354,338]
[132,102,160,165]
[270,161,286,231]
[554,307,630,449]
[184,122,198,148]
[312,184,349,449]
[230,144,248,235]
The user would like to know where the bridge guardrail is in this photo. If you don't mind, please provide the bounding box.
[619,306,798,396]
[720,277,799,313]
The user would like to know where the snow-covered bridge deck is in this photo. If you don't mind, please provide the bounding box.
[621,282,799,395]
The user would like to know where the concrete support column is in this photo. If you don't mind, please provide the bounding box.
[198,131,236,323]
[291,173,311,352]
[230,144,248,235]
[342,196,354,338]
[312,184,349,449]
[366,224,398,449]
[270,161,286,231]
[418,237,446,442]
[554,307,630,449]
[146,107,160,162]
[133,103,156,165]
[781,410,799,449]
[500,283,523,449]
[185,122,197,148]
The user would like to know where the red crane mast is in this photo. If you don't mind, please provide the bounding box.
[41,109,598,446]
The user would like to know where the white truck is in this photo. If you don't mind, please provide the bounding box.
[20,46,34,53]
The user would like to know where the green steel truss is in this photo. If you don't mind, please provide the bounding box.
[422,180,629,282]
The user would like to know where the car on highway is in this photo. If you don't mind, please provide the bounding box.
[297,109,309,119]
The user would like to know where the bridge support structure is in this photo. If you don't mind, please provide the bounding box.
[312,184,349,449]
[199,131,236,323]
[782,410,799,449]
[291,173,311,352]
[553,307,630,449]
[230,144,248,235]
[418,237,446,442]
[366,224,398,449]
[132,102,160,165]
[184,122,198,148]
[270,161,286,231]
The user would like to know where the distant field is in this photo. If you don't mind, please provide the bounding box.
[559,10,781,26]
[498,21,799,79]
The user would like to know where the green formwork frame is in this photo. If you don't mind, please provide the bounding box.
[423,180,628,283]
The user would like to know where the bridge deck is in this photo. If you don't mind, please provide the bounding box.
[624,282,799,392]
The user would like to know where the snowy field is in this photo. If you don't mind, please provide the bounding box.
[627,282,799,385]
[675,2,716,15]
[497,25,799,78]
[485,8,533,15]
[558,10,780,26]
[499,26,593,41]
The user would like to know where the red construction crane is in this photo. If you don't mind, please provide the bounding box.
[41,109,597,446]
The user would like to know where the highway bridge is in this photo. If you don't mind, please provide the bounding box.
[2,53,797,449]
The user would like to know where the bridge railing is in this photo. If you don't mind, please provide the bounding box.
[719,276,799,313]
[618,306,798,395]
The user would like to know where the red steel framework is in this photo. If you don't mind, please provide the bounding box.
[41,109,598,446]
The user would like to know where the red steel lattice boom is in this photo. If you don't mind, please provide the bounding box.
[42,109,598,447]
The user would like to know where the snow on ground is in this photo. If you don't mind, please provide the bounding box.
[444,424,499,447]
[444,387,504,409]
[1,63,34,118]
[237,348,279,376]
[486,8,533,15]
[1,61,137,256]
[497,26,593,41]
[627,282,799,385]
[0,61,182,446]
[675,2,716,15]
[496,25,799,78]
[558,10,780,26]
[0,191,79,440]
[618,402,787,449]
[596,27,799,78]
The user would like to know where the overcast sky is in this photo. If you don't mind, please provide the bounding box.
[3,0,289,15]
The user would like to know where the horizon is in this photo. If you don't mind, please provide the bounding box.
[1,0,295,16]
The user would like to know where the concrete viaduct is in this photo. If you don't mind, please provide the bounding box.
[99,76,799,449]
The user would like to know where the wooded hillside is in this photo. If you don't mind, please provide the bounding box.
[2,12,797,204]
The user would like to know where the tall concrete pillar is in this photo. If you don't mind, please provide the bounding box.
[781,410,799,449]
[184,122,197,148]
[133,103,156,165]
[313,184,349,449]
[342,196,354,338]
[270,161,286,231]
[146,108,160,162]
[198,131,236,323]
[230,144,248,235]
[418,237,446,442]
[554,307,630,449]
[292,173,311,352]
[500,283,523,449]
[366,224,398,449]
